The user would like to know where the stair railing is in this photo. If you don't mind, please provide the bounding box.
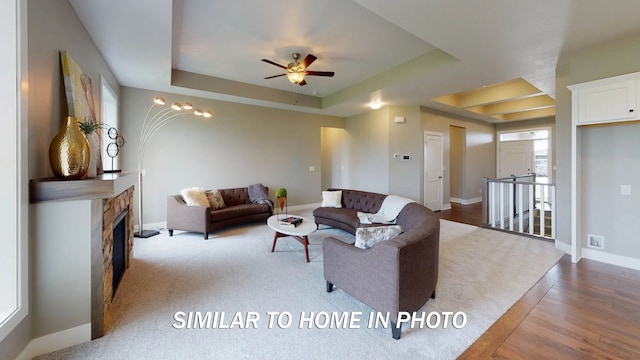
[482,174,556,239]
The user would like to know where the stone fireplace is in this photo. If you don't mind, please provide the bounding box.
[100,186,134,334]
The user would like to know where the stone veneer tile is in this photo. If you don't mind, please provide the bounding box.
[101,186,134,334]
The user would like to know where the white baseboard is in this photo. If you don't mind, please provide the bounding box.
[287,203,321,212]
[141,204,322,232]
[442,203,451,210]
[554,240,571,255]
[16,323,91,360]
[450,197,482,205]
[581,248,640,271]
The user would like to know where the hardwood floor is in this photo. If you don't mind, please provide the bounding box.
[437,202,485,227]
[459,255,640,359]
[436,201,640,359]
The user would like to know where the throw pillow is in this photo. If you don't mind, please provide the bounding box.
[321,190,342,208]
[354,225,402,249]
[206,190,226,210]
[180,187,210,207]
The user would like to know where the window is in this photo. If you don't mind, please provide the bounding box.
[499,129,549,142]
[0,0,28,341]
[101,76,119,171]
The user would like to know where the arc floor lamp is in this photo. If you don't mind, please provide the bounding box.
[134,96,212,238]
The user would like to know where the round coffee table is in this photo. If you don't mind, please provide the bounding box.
[267,215,317,262]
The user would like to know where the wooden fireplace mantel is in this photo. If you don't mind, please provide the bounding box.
[29,172,137,202]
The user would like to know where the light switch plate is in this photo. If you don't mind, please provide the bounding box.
[621,185,631,195]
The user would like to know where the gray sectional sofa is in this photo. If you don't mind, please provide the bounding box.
[313,188,440,339]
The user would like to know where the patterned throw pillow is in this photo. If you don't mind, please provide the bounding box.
[206,190,226,210]
[354,225,402,249]
[180,187,210,207]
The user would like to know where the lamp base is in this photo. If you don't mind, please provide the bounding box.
[134,229,160,238]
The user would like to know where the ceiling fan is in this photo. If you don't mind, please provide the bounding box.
[262,52,334,86]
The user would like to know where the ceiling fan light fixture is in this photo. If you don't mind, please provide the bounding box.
[287,72,305,84]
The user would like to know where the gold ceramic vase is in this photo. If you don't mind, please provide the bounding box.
[49,116,91,179]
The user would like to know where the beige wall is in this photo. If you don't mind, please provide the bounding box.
[336,105,423,202]
[120,87,345,225]
[449,126,465,200]
[555,64,572,247]
[320,127,349,190]
[342,108,390,194]
[388,105,423,201]
[28,0,119,179]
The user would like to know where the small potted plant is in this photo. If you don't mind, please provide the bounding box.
[77,116,109,176]
[276,187,287,212]
[77,116,107,135]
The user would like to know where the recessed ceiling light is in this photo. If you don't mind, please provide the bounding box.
[369,102,382,110]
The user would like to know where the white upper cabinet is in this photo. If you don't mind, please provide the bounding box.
[569,73,640,125]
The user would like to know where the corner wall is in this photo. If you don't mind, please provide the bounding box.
[559,40,640,262]
[420,108,496,206]
[343,108,390,194]
[25,0,120,347]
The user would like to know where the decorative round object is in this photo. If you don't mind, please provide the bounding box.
[115,135,125,147]
[49,116,91,179]
[108,127,118,139]
[104,127,126,173]
[106,142,119,158]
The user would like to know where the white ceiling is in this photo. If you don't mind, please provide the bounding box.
[69,0,640,121]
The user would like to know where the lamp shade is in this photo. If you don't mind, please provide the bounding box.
[287,72,305,84]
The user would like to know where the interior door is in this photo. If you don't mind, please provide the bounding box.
[424,132,443,211]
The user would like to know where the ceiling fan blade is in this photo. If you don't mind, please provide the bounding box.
[264,73,287,79]
[300,54,317,69]
[305,71,335,77]
[298,79,307,86]
[261,59,288,70]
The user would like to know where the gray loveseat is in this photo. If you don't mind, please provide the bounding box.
[313,188,440,339]
[167,186,271,239]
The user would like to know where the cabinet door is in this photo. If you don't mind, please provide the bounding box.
[578,80,637,124]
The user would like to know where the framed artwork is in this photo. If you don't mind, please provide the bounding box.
[60,51,103,174]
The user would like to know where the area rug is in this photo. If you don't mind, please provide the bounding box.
[36,212,564,360]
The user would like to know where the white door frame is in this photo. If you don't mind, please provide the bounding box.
[424,131,444,211]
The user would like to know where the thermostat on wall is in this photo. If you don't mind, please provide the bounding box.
[394,116,405,123]
[402,154,411,160]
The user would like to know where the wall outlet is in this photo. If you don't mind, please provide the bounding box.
[309,166,315,172]
[587,234,604,249]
